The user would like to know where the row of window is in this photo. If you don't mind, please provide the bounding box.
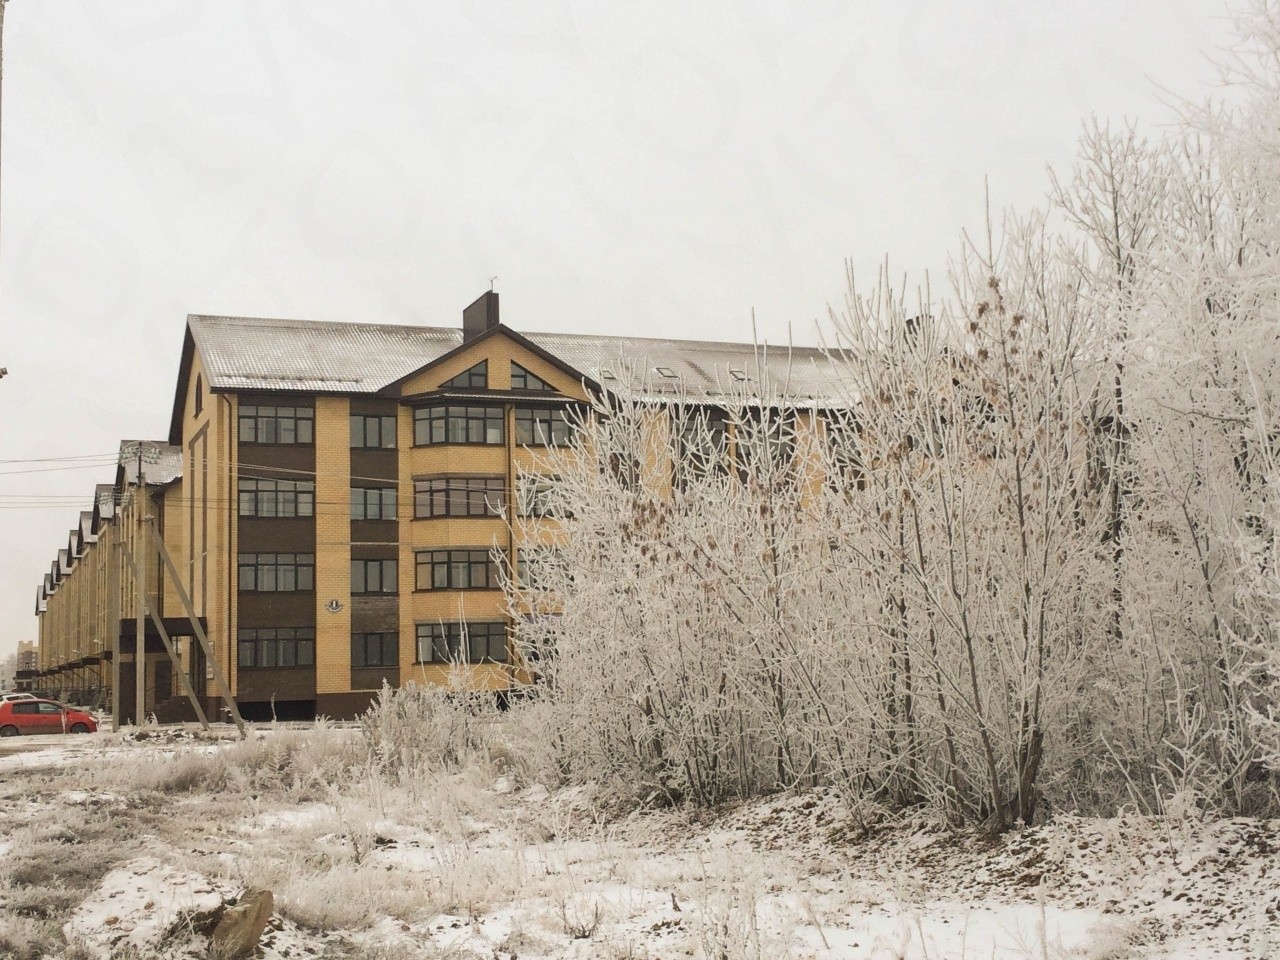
[238,623,509,668]
[236,549,558,593]
[408,405,574,447]
[243,405,575,448]
[237,627,316,667]
[441,360,554,393]
[244,359,560,450]
[244,401,819,466]
[238,476,565,520]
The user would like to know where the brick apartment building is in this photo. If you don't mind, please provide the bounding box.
[14,641,38,693]
[34,293,844,721]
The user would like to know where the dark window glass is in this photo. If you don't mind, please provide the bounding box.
[237,554,315,592]
[735,410,796,480]
[676,409,729,482]
[516,614,562,666]
[515,407,573,446]
[352,632,399,668]
[12,702,37,715]
[414,549,498,590]
[516,547,566,591]
[350,414,397,449]
[517,474,569,518]
[237,627,316,668]
[413,406,505,446]
[350,487,397,521]
[194,374,203,416]
[239,405,314,445]
[441,361,488,390]
[413,476,505,518]
[820,411,865,489]
[414,621,506,664]
[510,362,553,392]
[351,558,397,594]
[238,478,315,518]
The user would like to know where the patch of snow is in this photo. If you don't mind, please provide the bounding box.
[62,857,226,959]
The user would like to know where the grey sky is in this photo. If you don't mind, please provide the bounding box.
[0,1,1236,658]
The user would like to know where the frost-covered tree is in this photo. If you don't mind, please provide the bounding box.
[501,1,1280,825]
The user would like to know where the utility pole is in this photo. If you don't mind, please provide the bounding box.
[1,0,10,377]
[134,443,146,725]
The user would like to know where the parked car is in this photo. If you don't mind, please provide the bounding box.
[1,692,37,703]
[0,699,97,736]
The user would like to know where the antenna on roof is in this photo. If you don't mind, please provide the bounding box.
[489,276,498,292]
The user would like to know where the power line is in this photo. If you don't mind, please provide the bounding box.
[0,453,122,464]
[0,460,121,476]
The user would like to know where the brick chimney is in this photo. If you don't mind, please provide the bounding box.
[463,291,500,341]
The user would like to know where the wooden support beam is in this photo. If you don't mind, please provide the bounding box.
[118,544,210,730]
[148,517,246,738]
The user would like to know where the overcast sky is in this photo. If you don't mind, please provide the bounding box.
[0,1,1237,660]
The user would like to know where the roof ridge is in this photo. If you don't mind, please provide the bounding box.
[523,329,830,354]
[189,314,459,335]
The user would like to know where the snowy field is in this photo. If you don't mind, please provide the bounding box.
[0,724,1276,960]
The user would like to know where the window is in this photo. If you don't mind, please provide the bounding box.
[351,558,397,594]
[441,361,488,390]
[821,411,865,489]
[735,410,796,480]
[238,627,315,668]
[11,702,38,715]
[415,549,498,590]
[516,546,566,591]
[516,613,562,666]
[676,409,729,481]
[350,414,397,449]
[414,476,505,518]
[415,621,507,663]
[194,374,203,416]
[352,632,399,669]
[414,405,505,445]
[517,474,567,518]
[239,405,314,444]
[515,406,573,446]
[511,362,553,392]
[238,554,315,592]
[351,487,397,521]
[238,478,315,518]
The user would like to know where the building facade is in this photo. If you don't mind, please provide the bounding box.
[35,293,844,721]
[14,641,38,693]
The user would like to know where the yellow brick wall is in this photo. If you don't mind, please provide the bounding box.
[390,332,593,692]
[314,396,352,694]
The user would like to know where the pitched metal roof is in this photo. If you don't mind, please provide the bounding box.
[186,314,848,404]
[189,314,461,394]
[94,484,116,522]
[118,440,183,486]
[522,331,848,405]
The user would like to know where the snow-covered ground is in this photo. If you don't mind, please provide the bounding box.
[0,726,1275,959]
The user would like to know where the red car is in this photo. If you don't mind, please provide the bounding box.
[0,699,97,736]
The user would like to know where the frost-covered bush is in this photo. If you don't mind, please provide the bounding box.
[360,681,493,785]
[84,725,361,800]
